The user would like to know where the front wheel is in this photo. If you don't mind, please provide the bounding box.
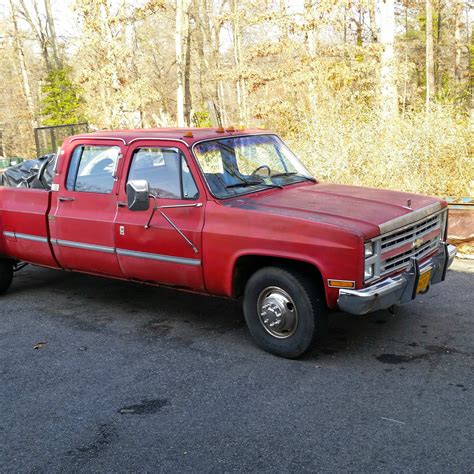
[243,266,328,358]
[0,259,13,295]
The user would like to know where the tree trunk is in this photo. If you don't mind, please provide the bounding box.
[184,21,192,126]
[100,3,123,127]
[304,0,318,123]
[279,0,288,40]
[425,0,435,112]
[231,0,246,124]
[454,1,462,83]
[9,0,37,129]
[435,2,442,94]
[379,0,398,118]
[176,0,191,127]
[369,0,378,42]
[44,0,61,69]
[18,0,51,71]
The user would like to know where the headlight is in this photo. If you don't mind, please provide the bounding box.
[364,239,379,282]
[364,242,374,258]
[364,264,374,280]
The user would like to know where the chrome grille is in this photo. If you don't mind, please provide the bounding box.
[380,213,440,250]
[379,210,445,277]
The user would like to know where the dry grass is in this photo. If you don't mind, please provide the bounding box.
[287,105,473,198]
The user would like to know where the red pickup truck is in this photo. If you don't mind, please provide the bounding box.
[0,128,456,357]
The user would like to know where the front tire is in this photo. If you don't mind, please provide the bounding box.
[0,259,13,295]
[243,266,328,358]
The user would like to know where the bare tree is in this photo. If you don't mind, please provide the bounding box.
[369,0,378,42]
[18,0,51,71]
[44,0,61,69]
[176,0,192,127]
[454,0,463,83]
[304,0,318,123]
[379,0,398,117]
[231,0,247,124]
[425,0,435,111]
[9,0,37,129]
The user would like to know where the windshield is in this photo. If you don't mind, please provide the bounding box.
[193,134,314,198]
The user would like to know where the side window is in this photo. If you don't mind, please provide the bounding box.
[128,147,198,200]
[66,145,120,194]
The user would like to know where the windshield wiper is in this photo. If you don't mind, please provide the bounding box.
[271,172,317,183]
[226,180,283,190]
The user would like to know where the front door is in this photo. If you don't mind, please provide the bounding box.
[49,140,124,276]
[114,142,205,290]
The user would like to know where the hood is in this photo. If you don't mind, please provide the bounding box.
[222,182,445,238]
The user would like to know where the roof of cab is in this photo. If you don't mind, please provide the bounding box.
[66,127,272,146]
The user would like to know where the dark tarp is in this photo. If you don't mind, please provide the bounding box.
[0,154,56,190]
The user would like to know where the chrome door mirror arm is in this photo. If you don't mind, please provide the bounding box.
[144,195,202,254]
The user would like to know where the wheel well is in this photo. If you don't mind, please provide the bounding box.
[232,255,324,298]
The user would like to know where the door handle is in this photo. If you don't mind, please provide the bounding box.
[58,197,75,202]
[117,201,127,208]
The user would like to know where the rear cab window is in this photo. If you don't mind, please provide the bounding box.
[66,145,120,194]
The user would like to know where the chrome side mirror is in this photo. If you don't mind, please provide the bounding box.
[126,179,150,211]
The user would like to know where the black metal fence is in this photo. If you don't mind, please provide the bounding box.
[34,123,89,156]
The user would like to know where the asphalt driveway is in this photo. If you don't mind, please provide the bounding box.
[0,259,473,472]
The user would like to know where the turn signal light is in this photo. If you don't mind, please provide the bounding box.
[327,280,355,289]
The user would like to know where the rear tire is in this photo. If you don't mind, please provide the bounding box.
[243,266,328,358]
[0,259,13,295]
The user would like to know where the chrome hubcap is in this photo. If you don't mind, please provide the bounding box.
[257,286,298,339]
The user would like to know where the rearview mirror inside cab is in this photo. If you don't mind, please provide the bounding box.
[126,179,150,211]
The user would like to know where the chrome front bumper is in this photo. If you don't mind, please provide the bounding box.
[337,243,457,315]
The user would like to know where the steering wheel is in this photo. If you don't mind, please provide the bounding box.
[250,164,271,177]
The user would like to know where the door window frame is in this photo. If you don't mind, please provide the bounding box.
[60,139,126,197]
[124,144,201,201]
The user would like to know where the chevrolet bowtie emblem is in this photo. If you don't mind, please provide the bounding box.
[413,238,424,249]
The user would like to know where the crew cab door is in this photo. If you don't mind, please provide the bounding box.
[114,141,205,290]
[49,139,124,276]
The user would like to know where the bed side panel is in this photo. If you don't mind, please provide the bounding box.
[0,187,59,268]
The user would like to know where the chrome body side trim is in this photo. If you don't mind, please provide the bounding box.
[378,202,442,234]
[51,239,116,254]
[116,248,201,266]
[338,243,456,315]
[2,232,201,266]
[3,231,49,243]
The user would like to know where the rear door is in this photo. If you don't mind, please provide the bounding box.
[114,141,206,290]
[49,139,124,276]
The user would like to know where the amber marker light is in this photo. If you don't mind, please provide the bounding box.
[216,127,225,133]
[183,131,194,138]
[226,126,235,132]
[327,279,355,289]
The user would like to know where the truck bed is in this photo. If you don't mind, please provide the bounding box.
[0,187,59,268]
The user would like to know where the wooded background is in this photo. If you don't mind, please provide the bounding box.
[0,0,472,196]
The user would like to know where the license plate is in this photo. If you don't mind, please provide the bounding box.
[416,269,432,294]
